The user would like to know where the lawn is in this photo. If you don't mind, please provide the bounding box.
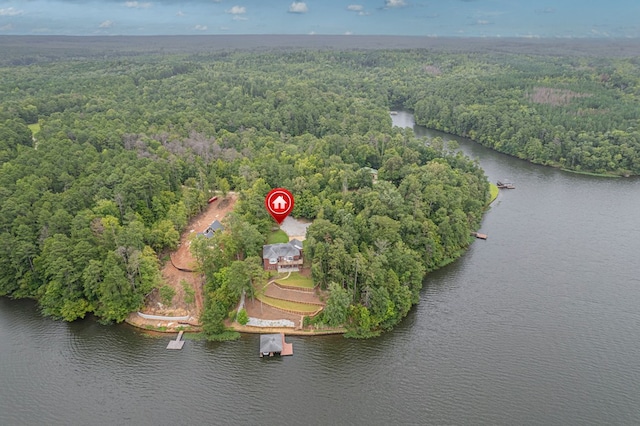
[266,229,289,244]
[275,271,314,289]
[256,294,320,313]
[488,183,499,205]
[28,122,41,135]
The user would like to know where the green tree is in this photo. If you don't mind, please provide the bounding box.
[323,282,351,327]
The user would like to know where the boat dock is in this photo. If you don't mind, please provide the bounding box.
[166,330,185,350]
[259,332,293,357]
[497,180,515,189]
[471,232,488,240]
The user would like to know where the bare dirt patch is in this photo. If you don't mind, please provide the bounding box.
[527,87,591,106]
[264,283,325,305]
[242,297,303,323]
[126,193,238,331]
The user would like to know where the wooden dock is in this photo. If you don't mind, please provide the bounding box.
[166,330,185,350]
[281,333,293,356]
[471,232,488,240]
[496,180,515,189]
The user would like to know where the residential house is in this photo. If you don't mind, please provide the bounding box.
[262,239,303,271]
[198,220,224,238]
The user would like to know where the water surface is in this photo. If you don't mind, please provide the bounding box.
[1,113,639,425]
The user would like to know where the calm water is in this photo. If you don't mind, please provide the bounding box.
[2,113,640,425]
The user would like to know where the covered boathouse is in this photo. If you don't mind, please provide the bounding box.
[259,333,293,357]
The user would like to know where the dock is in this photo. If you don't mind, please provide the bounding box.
[496,180,515,189]
[166,330,185,350]
[259,332,293,357]
[471,232,488,240]
[281,334,293,356]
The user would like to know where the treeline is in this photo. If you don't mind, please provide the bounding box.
[403,53,640,175]
[5,45,634,333]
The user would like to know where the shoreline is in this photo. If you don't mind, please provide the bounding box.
[124,314,344,337]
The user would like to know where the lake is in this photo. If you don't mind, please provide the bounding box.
[1,112,639,425]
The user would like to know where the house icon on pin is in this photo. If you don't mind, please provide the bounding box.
[272,195,287,211]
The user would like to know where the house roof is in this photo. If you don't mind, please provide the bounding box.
[263,241,301,260]
[260,334,283,353]
[200,220,224,238]
[289,239,303,250]
[209,220,224,231]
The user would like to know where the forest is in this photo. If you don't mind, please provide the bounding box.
[1,38,638,336]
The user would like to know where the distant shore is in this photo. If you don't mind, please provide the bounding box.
[2,35,640,62]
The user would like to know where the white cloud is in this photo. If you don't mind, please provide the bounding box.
[345,31,353,35]
[125,2,152,9]
[194,24,208,31]
[227,6,246,15]
[176,10,185,17]
[0,7,24,16]
[233,16,248,21]
[99,20,114,28]
[384,0,406,8]
[288,2,308,14]
[348,5,370,16]
[0,23,14,31]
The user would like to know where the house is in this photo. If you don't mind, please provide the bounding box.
[262,239,303,271]
[361,167,378,183]
[198,220,224,238]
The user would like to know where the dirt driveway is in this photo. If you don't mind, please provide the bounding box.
[126,193,237,331]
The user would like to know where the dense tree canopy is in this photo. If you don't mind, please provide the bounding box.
[2,40,633,333]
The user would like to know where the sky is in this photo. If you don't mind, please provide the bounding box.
[0,0,638,38]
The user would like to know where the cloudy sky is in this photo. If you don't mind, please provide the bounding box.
[0,0,638,37]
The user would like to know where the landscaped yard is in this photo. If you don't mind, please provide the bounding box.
[275,271,314,288]
[256,294,321,313]
[266,229,289,244]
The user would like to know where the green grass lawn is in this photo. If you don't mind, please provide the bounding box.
[488,183,499,205]
[275,271,314,288]
[28,122,41,135]
[266,229,289,244]
[256,294,320,313]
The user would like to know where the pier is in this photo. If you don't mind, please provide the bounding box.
[259,333,293,357]
[166,330,185,350]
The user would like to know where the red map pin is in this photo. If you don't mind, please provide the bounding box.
[265,188,294,225]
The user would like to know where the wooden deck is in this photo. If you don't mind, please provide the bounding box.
[280,333,293,356]
[471,232,488,240]
[166,330,185,350]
